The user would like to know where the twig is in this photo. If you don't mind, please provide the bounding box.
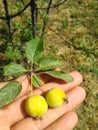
[10,2,31,18]
[0,2,31,20]
[52,0,67,8]
[30,0,37,38]
[46,24,97,57]
[38,0,67,10]
[0,0,67,20]
[0,16,5,20]
[0,0,68,23]
[3,0,12,41]
[41,0,53,38]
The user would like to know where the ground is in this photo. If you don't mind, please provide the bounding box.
[0,0,98,130]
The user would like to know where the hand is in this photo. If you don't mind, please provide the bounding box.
[0,71,86,130]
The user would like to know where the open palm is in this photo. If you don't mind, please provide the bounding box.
[0,71,86,130]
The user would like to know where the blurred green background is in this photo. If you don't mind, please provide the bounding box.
[0,0,98,129]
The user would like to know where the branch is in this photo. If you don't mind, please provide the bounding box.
[38,0,67,10]
[10,2,31,18]
[0,0,67,20]
[41,0,53,38]
[46,24,97,57]
[0,16,5,20]
[46,0,53,14]
[52,0,67,8]
[3,0,12,41]
[30,0,37,38]
[0,2,31,20]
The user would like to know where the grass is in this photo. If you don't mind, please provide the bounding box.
[0,0,98,129]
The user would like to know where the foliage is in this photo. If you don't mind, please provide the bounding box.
[26,38,43,63]
[0,81,22,108]
[0,38,73,108]
[45,70,73,82]
[4,63,27,77]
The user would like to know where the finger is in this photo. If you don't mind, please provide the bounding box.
[0,126,10,130]
[11,112,78,130]
[11,86,86,130]
[45,111,78,130]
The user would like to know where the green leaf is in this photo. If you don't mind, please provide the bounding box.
[45,70,73,82]
[32,74,44,88]
[4,63,27,77]
[35,57,64,71]
[0,81,22,108]
[26,38,43,63]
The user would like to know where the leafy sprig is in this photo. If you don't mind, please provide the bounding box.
[0,38,73,108]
